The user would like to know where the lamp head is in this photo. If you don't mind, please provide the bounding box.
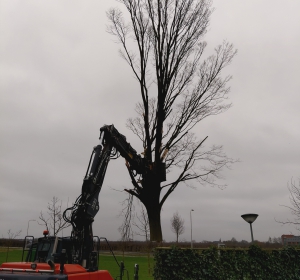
[241,214,258,224]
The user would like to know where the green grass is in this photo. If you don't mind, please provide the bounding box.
[99,254,154,280]
[0,248,23,264]
[0,249,154,280]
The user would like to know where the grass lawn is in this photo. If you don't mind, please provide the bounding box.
[0,248,154,280]
[0,248,24,264]
[99,254,154,279]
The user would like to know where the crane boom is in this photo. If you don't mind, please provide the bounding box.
[63,125,147,269]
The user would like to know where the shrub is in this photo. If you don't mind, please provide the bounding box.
[153,245,300,280]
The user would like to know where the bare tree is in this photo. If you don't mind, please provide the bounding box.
[4,229,22,262]
[118,193,135,241]
[38,196,70,236]
[107,0,237,241]
[171,212,185,243]
[277,178,300,231]
[133,201,150,241]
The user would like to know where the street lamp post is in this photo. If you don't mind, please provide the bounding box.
[27,219,35,236]
[241,214,258,242]
[190,209,194,248]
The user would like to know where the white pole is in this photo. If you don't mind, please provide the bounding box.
[27,219,35,236]
[190,209,194,248]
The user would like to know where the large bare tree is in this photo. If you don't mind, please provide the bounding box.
[107,0,237,241]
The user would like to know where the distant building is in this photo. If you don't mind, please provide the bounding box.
[281,234,300,246]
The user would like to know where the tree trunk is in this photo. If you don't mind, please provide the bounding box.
[145,200,162,242]
[140,179,163,242]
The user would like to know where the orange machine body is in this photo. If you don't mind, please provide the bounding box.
[0,262,114,280]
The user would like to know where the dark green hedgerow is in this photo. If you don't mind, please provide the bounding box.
[153,245,300,280]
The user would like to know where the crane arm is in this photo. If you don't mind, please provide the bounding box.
[63,125,147,269]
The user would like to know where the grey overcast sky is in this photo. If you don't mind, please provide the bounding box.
[1,0,299,243]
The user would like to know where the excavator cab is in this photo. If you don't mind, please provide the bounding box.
[24,231,73,265]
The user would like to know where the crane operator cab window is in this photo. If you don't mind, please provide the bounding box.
[36,241,51,262]
[26,236,72,264]
[26,240,52,263]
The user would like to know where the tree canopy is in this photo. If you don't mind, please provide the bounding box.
[107,0,237,241]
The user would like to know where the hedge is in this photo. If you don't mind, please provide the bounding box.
[153,245,300,280]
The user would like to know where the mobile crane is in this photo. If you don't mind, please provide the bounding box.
[0,125,153,280]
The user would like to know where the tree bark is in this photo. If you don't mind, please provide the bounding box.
[139,177,163,242]
[145,197,162,242]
